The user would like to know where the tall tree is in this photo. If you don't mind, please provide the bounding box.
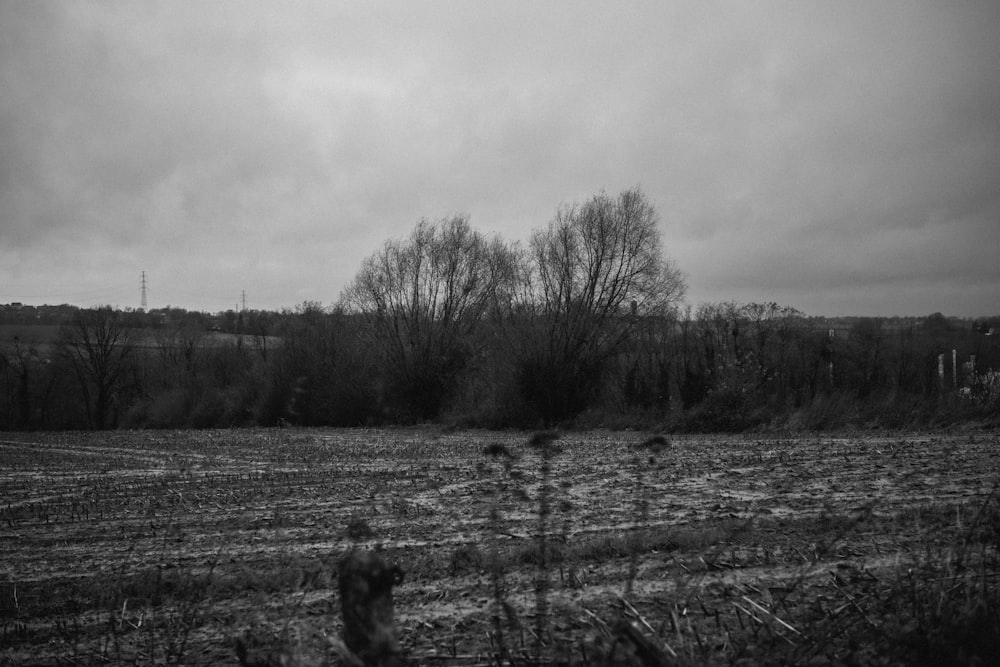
[58,307,138,429]
[0,335,42,429]
[341,215,517,419]
[510,188,686,421]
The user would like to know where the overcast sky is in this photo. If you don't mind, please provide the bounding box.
[2,1,998,317]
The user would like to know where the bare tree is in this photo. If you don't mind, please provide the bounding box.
[695,301,744,384]
[0,335,43,428]
[510,188,686,420]
[341,215,517,419]
[58,307,138,429]
[695,301,804,402]
[154,323,204,390]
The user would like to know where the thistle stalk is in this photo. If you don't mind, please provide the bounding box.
[529,431,560,660]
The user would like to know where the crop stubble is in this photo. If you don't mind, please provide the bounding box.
[1,429,997,664]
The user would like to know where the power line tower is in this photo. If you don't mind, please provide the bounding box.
[140,271,148,311]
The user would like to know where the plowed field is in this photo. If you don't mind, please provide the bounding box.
[1,429,998,665]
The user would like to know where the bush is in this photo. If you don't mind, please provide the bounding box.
[188,387,253,428]
[146,389,191,428]
[669,388,768,432]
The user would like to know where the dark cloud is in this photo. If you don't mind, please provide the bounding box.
[1,1,998,315]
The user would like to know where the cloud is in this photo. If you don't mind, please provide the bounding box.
[1,1,998,315]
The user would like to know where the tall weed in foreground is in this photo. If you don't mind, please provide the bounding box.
[226,432,999,667]
[43,520,225,665]
[625,436,670,599]
[480,431,678,666]
[528,430,560,661]
[718,480,1000,666]
[880,480,1000,665]
[484,441,518,665]
[475,436,1000,667]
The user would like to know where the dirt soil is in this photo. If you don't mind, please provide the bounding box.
[1,429,998,665]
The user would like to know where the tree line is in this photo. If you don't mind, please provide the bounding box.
[2,188,998,431]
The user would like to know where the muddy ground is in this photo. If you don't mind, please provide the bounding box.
[1,429,998,665]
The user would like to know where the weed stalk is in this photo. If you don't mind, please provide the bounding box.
[529,431,559,661]
[627,436,668,598]
[483,442,515,665]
